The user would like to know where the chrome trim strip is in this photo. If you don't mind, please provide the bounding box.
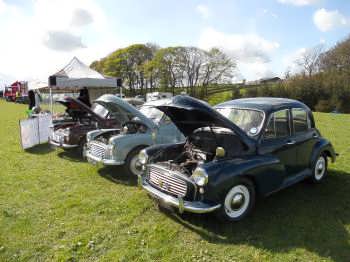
[49,140,79,148]
[141,178,221,214]
[86,151,124,166]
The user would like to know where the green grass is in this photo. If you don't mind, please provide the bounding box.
[207,91,233,105]
[0,99,349,261]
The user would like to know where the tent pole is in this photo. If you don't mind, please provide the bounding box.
[50,87,53,113]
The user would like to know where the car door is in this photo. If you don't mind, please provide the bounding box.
[290,108,318,172]
[258,109,298,176]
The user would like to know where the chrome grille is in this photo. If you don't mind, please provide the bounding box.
[148,165,187,197]
[51,131,63,143]
[89,141,107,159]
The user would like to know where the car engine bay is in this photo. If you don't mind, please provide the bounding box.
[121,120,148,135]
[154,127,246,176]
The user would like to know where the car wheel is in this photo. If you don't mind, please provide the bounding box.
[78,139,87,159]
[216,178,255,222]
[310,154,328,183]
[125,147,145,176]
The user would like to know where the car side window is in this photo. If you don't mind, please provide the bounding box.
[263,109,290,139]
[292,108,310,134]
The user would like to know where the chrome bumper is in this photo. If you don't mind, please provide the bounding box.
[49,139,79,149]
[139,177,221,214]
[86,151,124,166]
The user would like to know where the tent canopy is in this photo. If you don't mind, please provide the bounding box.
[49,57,119,90]
[28,80,47,90]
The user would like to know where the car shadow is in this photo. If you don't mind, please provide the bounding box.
[57,149,83,162]
[98,166,137,187]
[25,143,54,154]
[161,169,350,262]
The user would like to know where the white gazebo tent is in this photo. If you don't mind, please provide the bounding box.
[28,80,48,91]
[48,57,121,111]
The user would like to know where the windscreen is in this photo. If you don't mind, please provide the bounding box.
[216,108,264,136]
[91,103,109,118]
[139,105,164,123]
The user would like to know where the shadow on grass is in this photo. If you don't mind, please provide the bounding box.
[98,166,137,187]
[57,149,83,162]
[25,143,54,154]
[163,170,350,262]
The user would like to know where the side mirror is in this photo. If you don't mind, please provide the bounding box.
[215,147,225,158]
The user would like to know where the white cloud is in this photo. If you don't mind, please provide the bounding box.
[262,9,278,19]
[313,8,349,32]
[277,0,319,6]
[71,8,94,27]
[44,31,86,51]
[196,4,210,19]
[282,47,307,74]
[198,28,279,80]
[0,0,6,12]
[0,0,121,81]
[199,28,279,63]
[0,72,15,87]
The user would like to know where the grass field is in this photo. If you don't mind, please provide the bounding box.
[0,99,349,261]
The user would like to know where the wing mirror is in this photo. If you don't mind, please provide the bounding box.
[215,147,226,158]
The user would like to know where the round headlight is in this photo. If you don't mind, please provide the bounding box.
[105,145,115,159]
[191,168,208,186]
[63,127,70,136]
[138,150,148,165]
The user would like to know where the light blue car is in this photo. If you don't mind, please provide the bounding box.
[86,95,184,176]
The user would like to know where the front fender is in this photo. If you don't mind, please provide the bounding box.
[310,138,336,166]
[202,155,285,202]
[109,133,154,162]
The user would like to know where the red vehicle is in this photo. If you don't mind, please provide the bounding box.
[4,81,27,102]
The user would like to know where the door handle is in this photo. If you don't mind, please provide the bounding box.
[286,140,296,145]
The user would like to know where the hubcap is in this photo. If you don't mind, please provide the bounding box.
[314,156,326,180]
[130,154,143,176]
[231,193,245,210]
[224,185,250,218]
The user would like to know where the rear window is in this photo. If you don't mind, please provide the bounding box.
[292,108,309,134]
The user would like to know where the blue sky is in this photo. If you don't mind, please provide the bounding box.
[0,0,349,85]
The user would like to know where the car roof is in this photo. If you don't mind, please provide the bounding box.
[215,97,310,113]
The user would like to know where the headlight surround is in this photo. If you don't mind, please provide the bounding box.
[138,150,148,165]
[62,128,70,137]
[191,168,209,187]
[105,144,115,159]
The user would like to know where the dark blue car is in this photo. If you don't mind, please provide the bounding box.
[138,96,337,222]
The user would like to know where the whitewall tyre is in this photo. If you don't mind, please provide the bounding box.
[125,147,145,176]
[216,178,255,222]
[310,154,328,183]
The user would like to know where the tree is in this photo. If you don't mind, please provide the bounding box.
[319,36,350,72]
[90,43,236,98]
[295,44,324,77]
[95,44,155,95]
[200,48,236,96]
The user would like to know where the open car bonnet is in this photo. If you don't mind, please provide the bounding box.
[156,95,255,150]
[94,94,156,128]
[57,97,104,122]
